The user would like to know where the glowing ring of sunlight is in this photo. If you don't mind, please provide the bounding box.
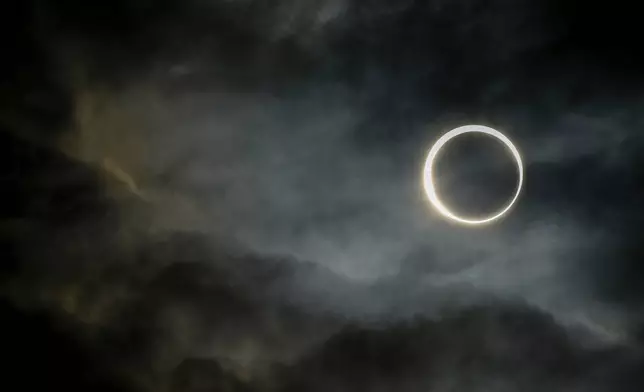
[423,125,524,225]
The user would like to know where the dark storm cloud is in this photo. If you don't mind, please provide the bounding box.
[284,305,591,392]
[4,0,644,391]
[0,116,339,388]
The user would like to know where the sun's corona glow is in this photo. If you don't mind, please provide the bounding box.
[423,125,524,225]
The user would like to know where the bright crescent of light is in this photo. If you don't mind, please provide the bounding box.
[423,125,524,225]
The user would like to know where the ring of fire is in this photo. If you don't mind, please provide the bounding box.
[423,125,524,225]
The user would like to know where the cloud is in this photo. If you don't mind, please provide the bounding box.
[281,302,644,392]
[2,129,643,391]
[4,1,644,391]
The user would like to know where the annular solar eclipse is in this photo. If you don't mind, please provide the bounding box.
[423,125,524,225]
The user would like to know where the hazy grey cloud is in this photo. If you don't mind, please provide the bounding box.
[5,1,644,391]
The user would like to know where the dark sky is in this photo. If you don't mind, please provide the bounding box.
[3,1,644,391]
